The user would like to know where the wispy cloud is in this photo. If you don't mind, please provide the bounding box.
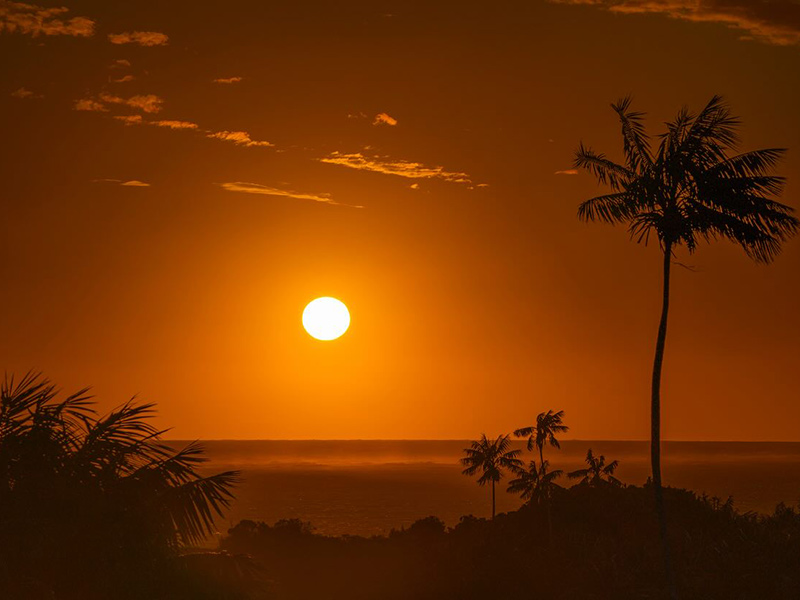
[319,152,472,184]
[373,112,398,126]
[11,87,41,99]
[1,1,94,37]
[151,119,198,130]
[111,74,135,83]
[98,93,163,113]
[207,130,272,147]
[219,182,360,207]
[108,31,168,46]
[555,168,579,175]
[111,59,131,67]
[74,98,108,112]
[213,76,243,84]
[114,115,143,125]
[92,178,150,187]
[550,0,800,46]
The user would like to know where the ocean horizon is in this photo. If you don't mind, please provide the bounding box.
[170,439,800,537]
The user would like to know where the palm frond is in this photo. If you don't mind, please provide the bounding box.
[574,143,632,190]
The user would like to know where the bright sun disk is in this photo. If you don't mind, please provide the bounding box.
[302,297,350,341]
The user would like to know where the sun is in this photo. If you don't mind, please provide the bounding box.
[302,297,350,341]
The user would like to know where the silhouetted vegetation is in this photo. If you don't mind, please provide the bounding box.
[0,373,265,600]
[223,485,800,600]
[575,95,799,597]
[460,433,522,518]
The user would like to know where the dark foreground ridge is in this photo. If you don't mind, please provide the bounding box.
[224,484,800,600]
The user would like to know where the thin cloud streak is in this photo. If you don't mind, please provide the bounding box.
[151,120,198,130]
[213,76,243,84]
[92,178,150,187]
[373,112,398,126]
[11,87,41,99]
[319,151,472,184]
[219,182,361,208]
[555,169,579,175]
[74,98,108,112]
[0,1,94,37]
[207,130,272,147]
[108,31,168,46]
[98,93,164,113]
[550,0,800,46]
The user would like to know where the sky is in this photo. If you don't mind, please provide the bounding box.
[2,0,800,441]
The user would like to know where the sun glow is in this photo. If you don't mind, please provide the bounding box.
[302,297,350,341]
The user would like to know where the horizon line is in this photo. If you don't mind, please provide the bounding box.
[161,438,800,444]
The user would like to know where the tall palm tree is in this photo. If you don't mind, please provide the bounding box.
[574,95,798,596]
[567,449,622,487]
[507,459,563,505]
[461,434,523,519]
[0,372,241,597]
[514,409,569,467]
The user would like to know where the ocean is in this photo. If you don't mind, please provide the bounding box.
[178,440,800,537]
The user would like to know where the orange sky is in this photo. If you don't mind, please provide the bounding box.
[2,1,799,441]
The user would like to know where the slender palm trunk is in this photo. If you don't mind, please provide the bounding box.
[652,243,677,599]
[539,446,553,543]
[491,479,496,519]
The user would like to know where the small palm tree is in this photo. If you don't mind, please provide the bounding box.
[507,459,563,505]
[568,449,622,487]
[461,434,523,519]
[514,409,569,466]
[575,95,798,597]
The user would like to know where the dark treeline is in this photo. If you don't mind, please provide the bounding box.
[223,486,800,600]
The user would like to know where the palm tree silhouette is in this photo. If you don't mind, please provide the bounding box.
[568,449,623,487]
[507,459,563,504]
[574,95,798,597]
[0,372,240,596]
[461,434,523,519]
[514,409,569,467]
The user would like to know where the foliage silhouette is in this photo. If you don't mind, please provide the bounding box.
[0,372,251,599]
[513,409,569,466]
[224,484,800,600]
[567,448,623,487]
[507,458,563,503]
[574,95,798,597]
[460,434,523,519]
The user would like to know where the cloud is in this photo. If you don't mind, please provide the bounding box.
[213,76,243,84]
[151,119,198,130]
[111,74,135,83]
[207,130,273,147]
[92,178,150,187]
[550,0,800,46]
[114,115,143,125]
[319,152,472,184]
[0,1,94,37]
[111,59,131,67]
[219,182,360,207]
[373,112,398,126]
[74,98,108,112]
[11,87,41,99]
[108,31,168,46]
[409,183,420,190]
[98,93,163,113]
[554,169,579,175]
[112,115,198,130]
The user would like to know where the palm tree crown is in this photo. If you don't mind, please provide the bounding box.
[0,373,239,552]
[514,410,569,463]
[568,449,622,487]
[575,95,798,261]
[461,434,523,518]
[507,459,563,505]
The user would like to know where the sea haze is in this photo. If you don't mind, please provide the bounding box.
[169,440,800,537]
